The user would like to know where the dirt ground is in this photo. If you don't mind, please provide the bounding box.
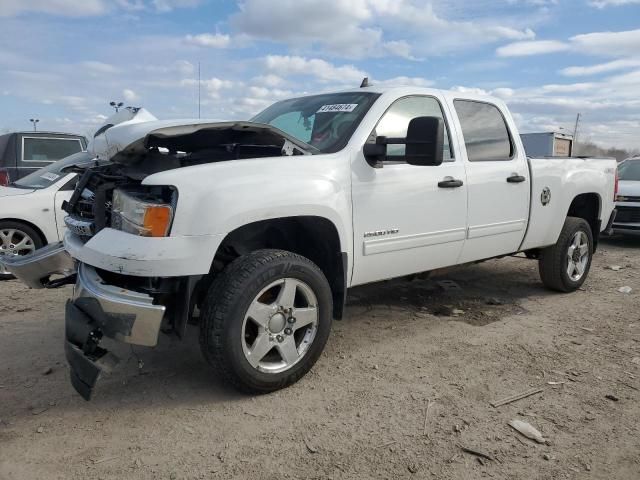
[1,237,639,480]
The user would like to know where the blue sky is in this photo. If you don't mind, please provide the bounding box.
[1,0,639,149]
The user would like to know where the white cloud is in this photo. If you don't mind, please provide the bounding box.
[570,29,640,57]
[498,28,640,60]
[372,76,434,87]
[152,0,201,12]
[561,58,640,76]
[589,0,640,7]
[264,55,367,83]
[232,0,537,59]
[0,0,201,17]
[497,40,569,56]
[123,88,140,102]
[82,60,119,74]
[0,0,107,17]
[184,33,231,48]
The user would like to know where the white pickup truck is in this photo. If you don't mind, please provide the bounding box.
[2,86,617,400]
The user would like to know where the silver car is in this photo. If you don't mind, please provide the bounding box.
[614,156,640,234]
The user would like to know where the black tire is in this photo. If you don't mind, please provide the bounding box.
[199,249,333,394]
[538,216,593,292]
[0,220,45,279]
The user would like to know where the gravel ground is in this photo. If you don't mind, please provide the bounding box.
[1,236,639,480]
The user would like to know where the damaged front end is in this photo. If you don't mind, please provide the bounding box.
[65,264,167,399]
[49,121,311,399]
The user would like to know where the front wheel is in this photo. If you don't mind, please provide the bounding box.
[199,249,333,393]
[538,217,593,292]
[0,221,44,279]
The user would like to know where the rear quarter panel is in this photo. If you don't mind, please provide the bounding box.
[521,157,616,250]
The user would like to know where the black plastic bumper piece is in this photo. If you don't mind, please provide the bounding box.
[65,300,105,401]
[65,340,101,401]
[605,209,617,235]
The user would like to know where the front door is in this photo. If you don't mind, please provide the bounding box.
[351,95,468,286]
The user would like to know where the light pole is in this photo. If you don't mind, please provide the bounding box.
[109,101,124,112]
[29,118,39,132]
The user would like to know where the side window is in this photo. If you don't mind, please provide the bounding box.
[453,100,514,162]
[374,96,454,163]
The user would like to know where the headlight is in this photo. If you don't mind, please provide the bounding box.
[112,189,174,237]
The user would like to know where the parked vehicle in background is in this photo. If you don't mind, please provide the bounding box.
[613,156,640,235]
[0,132,88,186]
[0,152,97,278]
[0,109,157,278]
[1,86,617,400]
[520,131,574,157]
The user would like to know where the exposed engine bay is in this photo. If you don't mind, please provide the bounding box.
[62,121,314,239]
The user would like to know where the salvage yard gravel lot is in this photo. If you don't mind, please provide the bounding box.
[1,237,639,479]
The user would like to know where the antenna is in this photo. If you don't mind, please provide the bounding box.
[198,61,201,119]
[360,77,370,88]
[573,113,581,145]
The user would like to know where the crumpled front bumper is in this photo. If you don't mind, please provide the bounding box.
[0,242,76,288]
[65,263,166,400]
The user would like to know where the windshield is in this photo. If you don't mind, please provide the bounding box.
[618,159,640,181]
[251,92,380,153]
[13,152,94,189]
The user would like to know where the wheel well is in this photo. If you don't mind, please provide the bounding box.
[0,218,48,246]
[567,193,601,250]
[211,217,347,319]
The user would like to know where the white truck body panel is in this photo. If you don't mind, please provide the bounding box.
[49,86,615,288]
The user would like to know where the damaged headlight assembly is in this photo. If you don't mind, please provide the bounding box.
[111,188,175,237]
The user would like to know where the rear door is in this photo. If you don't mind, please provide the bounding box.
[17,135,85,180]
[448,99,530,263]
[351,95,468,285]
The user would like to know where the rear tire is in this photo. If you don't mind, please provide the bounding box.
[538,217,593,292]
[0,221,44,279]
[199,249,333,394]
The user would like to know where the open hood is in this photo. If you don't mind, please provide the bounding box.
[90,119,318,164]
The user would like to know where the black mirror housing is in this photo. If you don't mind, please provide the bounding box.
[363,116,444,167]
[404,116,444,166]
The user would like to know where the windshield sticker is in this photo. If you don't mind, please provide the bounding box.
[317,104,358,114]
[40,172,60,182]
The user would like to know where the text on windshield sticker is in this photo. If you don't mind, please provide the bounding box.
[40,172,60,181]
[317,104,358,113]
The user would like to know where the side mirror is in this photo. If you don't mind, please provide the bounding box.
[404,116,444,166]
[362,116,445,167]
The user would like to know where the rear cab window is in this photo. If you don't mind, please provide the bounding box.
[453,100,514,162]
[21,136,85,164]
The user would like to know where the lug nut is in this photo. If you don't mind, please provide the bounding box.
[287,317,296,324]
[284,327,292,335]
[276,335,284,343]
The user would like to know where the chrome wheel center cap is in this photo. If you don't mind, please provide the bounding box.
[268,312,286,333]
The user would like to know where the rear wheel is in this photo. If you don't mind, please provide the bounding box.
[538,217,593,292]
[0,221,44,279]
[199,249,333,393]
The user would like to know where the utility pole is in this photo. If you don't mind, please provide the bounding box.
[29,118,39,131]
[198,61,201,119]
[573,113,581,145]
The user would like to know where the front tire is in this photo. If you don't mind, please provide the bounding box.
[199,249,333,394]
[538,217,593,292]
